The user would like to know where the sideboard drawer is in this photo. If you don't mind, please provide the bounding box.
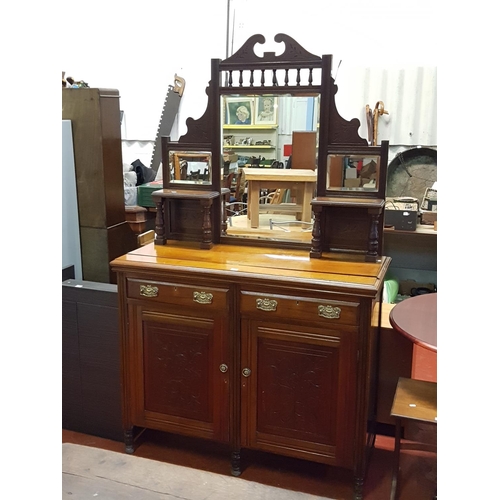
[240,290,359,326]
[127,278,229,311]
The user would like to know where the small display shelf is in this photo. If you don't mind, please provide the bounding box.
[223,125,278,159]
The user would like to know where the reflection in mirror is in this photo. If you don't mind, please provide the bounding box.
[326,154,380,192]
[168,151,212,185]
[221,94,320,244]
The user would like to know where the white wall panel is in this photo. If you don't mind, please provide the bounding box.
[62,120,83,281]
[61,0,228,144]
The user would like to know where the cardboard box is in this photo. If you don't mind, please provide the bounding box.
[398,279,436,297]
[223,153,238,163]
[327,155,343,188]
[421,210,437,225]
[344,178,361,188]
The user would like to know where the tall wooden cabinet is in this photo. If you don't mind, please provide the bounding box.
[111,241,390,499]
[62,88,136,283]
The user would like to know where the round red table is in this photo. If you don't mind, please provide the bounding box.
[389,293,437,352]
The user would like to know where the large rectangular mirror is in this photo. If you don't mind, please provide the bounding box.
[221,93,320,244]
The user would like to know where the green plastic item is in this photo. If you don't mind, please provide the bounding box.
[137,180,163,208]
[383,274,399,304]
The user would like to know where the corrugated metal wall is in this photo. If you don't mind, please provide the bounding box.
[120,65,437,170]
[229,0,437,162]
[335,66,437,157]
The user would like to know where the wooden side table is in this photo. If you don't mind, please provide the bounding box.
[390,377,437,500]
[389,293,437,352]
[125,206,148,235]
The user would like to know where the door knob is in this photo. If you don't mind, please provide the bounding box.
[242,368,251,377]
[219,363,228,373]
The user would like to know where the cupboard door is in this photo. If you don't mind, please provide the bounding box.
[240,319,358,468]
[129,305,230,442]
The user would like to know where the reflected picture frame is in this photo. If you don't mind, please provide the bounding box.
[255,96,278,125]
[225,97,255,125]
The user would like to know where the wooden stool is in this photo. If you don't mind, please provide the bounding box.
[390,377,437,500]
[125,205,148,234]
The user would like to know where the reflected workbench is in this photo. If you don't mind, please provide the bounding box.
[244,168,317,228]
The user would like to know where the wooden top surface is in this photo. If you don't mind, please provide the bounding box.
[391,377,437,423]
[389,293,437,351]
[151,189,220,200]
[111,241,391,296]
[371,302,396,329]
[312,196,385,208]
[244,168,317,182]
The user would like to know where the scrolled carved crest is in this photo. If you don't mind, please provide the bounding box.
[223,33,321,65]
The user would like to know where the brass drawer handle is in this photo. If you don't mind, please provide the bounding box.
[140,284,159,297]
[318,305,341,319]
[193,291,213,304]
[256,298,277,312]
[219,364,228,373]
[242,368,251,378]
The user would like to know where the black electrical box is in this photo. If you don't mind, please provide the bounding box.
[384,209,418,231]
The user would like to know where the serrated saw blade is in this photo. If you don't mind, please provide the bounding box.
[150,74,185,172]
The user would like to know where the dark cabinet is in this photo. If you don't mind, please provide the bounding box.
[62,88,136,283]
[62,280,122,441]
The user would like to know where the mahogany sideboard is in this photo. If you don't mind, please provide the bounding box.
[111,242,390,499]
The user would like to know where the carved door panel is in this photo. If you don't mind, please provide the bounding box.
[130,304,230,443]
[240,319,358,468]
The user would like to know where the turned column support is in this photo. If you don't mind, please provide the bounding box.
[221,187,230,236]
[310,204,323,259]
[153,198,166,245]
[365,207,382,262]
[200,198,214,250]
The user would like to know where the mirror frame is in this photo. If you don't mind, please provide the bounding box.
[163,33,384,248]
[325,144,388,199]
[161,137,215,189]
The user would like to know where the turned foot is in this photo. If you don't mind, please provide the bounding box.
[353,475,363,500]
[124,428,134,454]
[231,450,241,476]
